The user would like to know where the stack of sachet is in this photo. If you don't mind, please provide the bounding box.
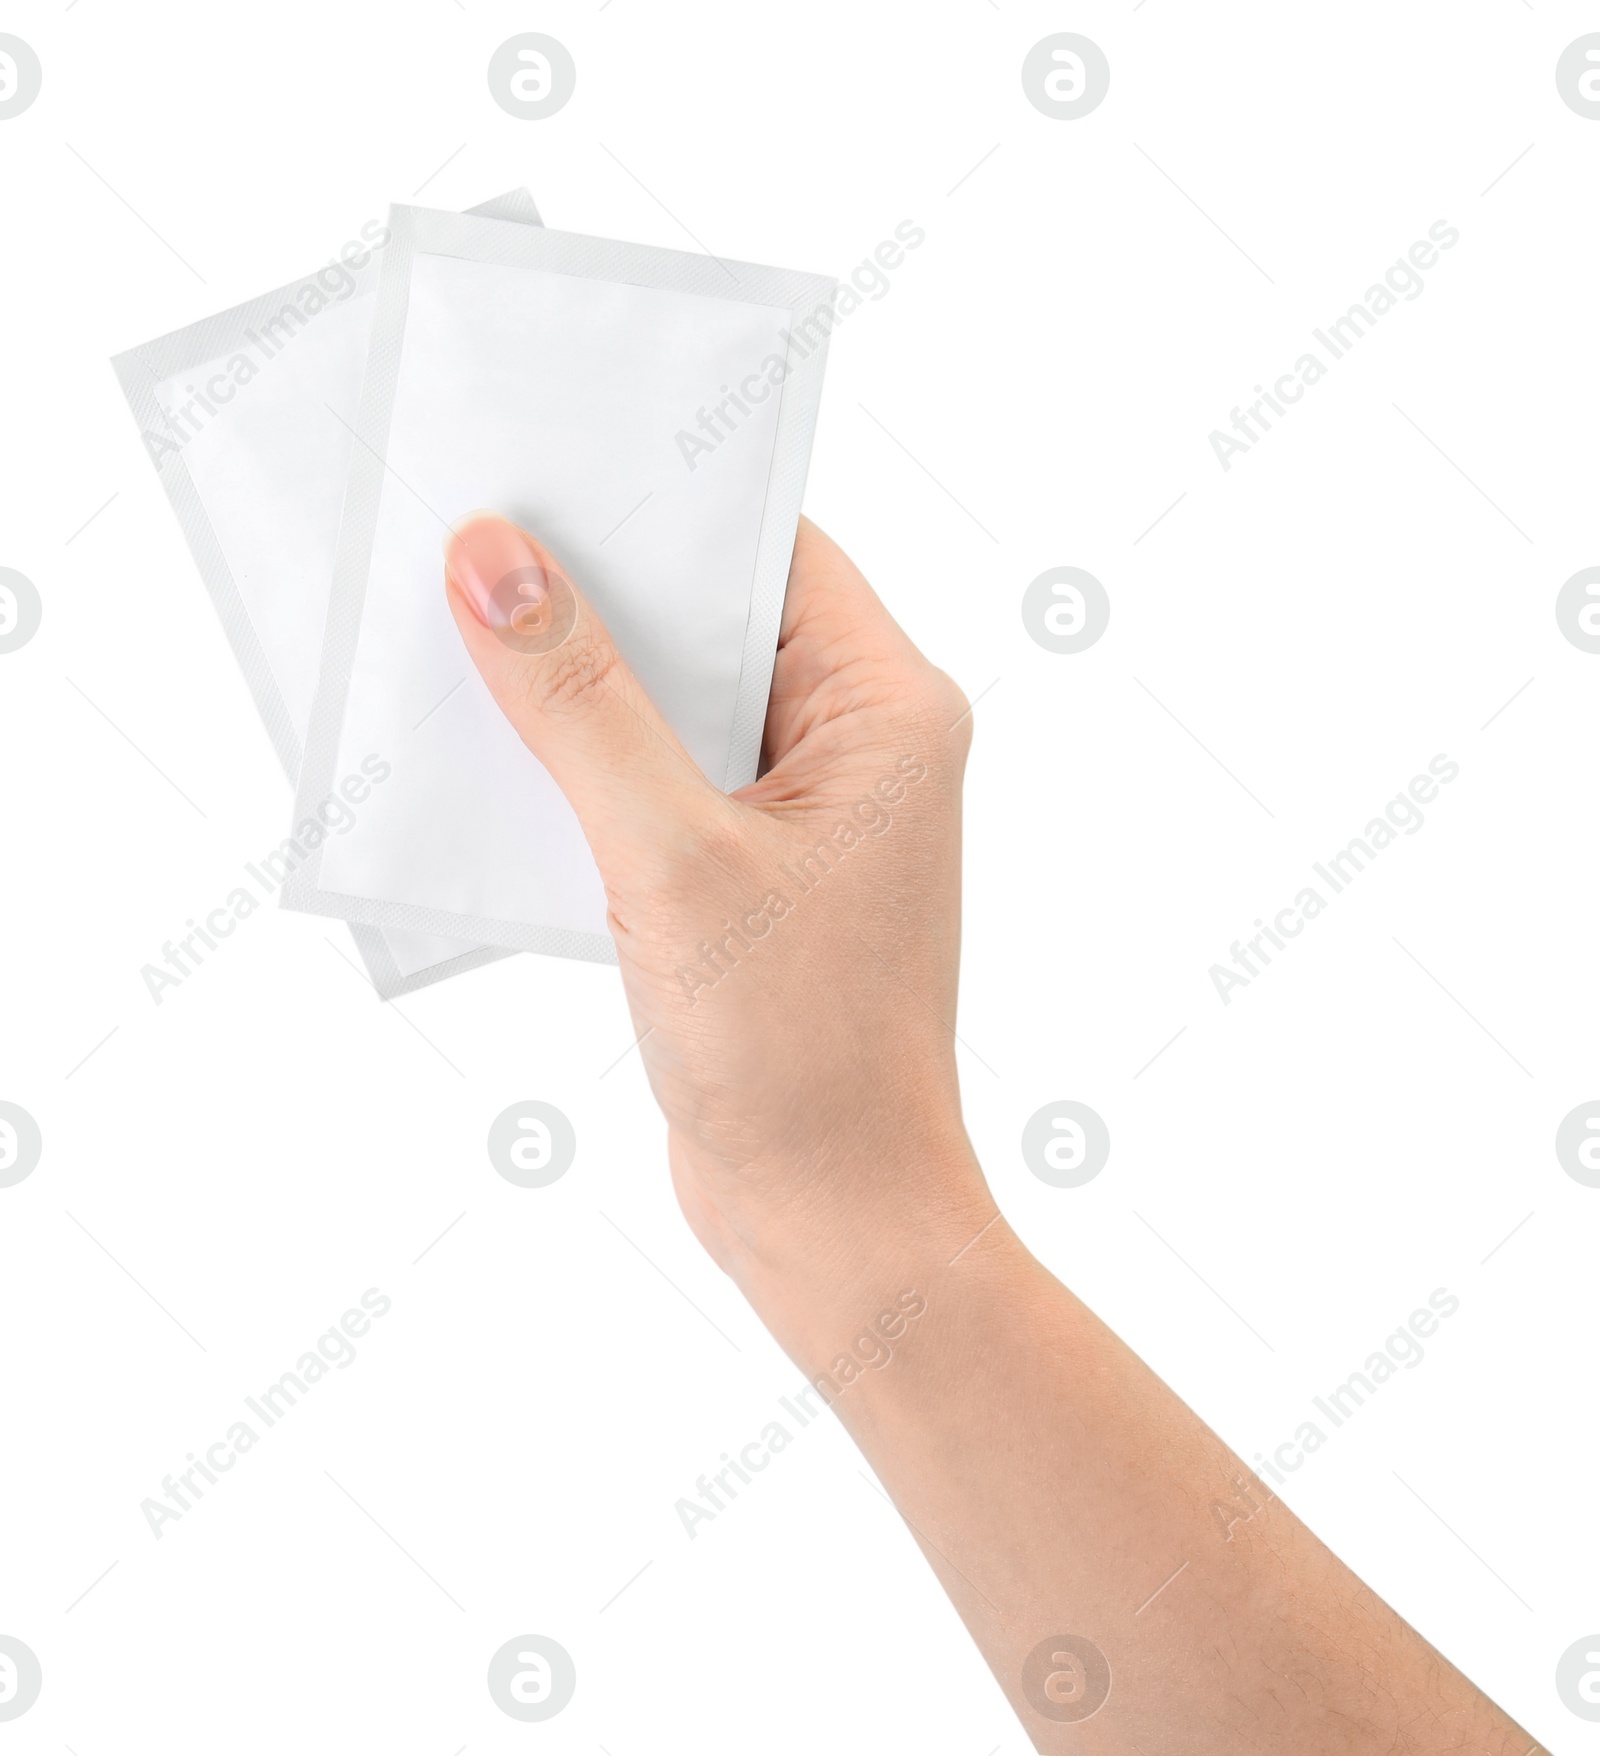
[114,188,835,997]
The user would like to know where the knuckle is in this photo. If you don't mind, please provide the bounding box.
[529,629,616,714]
[902,667,973,755]
[933,669,972,737]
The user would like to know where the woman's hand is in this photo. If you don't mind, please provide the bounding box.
[445,509,1533,1756]
[444,512,994,1349]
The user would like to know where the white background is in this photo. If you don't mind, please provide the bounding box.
[0,3,1594,1751]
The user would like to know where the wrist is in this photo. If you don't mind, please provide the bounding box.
[712,1133,1027,1374]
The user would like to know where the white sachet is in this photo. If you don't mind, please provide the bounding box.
[283,205,835,959]
[112,190,545,996]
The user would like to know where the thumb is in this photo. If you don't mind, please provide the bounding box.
[444,512,722,879]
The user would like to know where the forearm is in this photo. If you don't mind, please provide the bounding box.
[728,1152,1535,1755]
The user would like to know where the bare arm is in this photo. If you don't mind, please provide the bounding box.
[444,509,1534,1753]
[745,1205,1529,1752]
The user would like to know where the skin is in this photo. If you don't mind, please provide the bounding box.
[444,511,1540,1754]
